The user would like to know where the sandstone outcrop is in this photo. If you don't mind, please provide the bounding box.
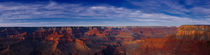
[176,25,210,40]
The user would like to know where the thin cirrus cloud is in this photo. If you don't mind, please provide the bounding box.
[0,0,209,26]
[128,0,210,20]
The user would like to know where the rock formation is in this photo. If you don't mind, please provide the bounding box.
[1,26,208,55]
[176,25,210,40]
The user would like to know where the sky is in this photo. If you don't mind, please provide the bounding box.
[0,0,210,26]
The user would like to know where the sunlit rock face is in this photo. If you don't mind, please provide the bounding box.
[85,27,106,37]
[176,25,210,40]
[138,25,210,55]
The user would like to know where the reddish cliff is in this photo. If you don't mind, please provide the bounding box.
[85,27,106,37]
[138,25,210,55]
[176,25,210,40]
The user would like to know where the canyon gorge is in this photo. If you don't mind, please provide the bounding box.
[0,25,209,55]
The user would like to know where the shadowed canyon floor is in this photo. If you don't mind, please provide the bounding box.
[0,25,209,55]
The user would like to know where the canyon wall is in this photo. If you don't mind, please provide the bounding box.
[0,25,209,55]
[176,25,210,40]
[139,25,210,55]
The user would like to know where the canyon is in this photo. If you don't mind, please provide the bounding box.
[0,25,209,55]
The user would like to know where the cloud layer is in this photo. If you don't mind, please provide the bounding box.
[0,0,209,26]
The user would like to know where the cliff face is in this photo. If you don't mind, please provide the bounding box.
[176,25,210,40]
[85,28,106,37]
[138,25,210,55]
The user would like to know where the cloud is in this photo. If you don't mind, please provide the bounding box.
[0,22,63,27]
[128,0,210,19]
[0,1,209,26]
[191,7,210,15]
[129,0,189,14]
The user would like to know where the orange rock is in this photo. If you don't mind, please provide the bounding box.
[75,39,84,45]
[85,28,106,37]
[176,25,210,40]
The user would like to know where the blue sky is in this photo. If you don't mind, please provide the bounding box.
[0,0,209,26]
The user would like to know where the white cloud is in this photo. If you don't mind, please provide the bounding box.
[191,7,210,15]
[0,1,209,26]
